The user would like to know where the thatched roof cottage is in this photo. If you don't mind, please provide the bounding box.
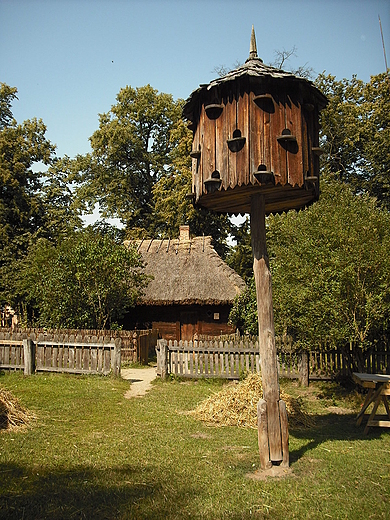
[124,226,246,341]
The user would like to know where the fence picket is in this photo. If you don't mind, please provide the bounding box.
[83,347,89,371]
[103,348,111,374]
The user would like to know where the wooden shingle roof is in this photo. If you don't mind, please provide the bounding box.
[183,27,327,125]
[124,234,246,306]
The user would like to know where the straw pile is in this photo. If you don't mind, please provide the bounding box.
[0,387,34,431]
[188,373,314,429]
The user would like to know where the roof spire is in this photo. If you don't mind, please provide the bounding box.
[249,25,257,59]
[247,25,263,63]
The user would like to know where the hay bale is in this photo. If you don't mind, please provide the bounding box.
[188,373,314,429]
[0,387,34,431]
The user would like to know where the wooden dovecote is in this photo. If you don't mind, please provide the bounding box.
[183,27,328,215]
[182,27,328,471]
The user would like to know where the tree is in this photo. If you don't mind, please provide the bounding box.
[271,45,314,79]
[230,178,390,370]
[0,83,18,130]
[74,84,183,234]
[0,84,83,308]
[317,72,390,208]
[228,277,258,336]
[213,47,314,80]
[39,156,84,241]
[19,231,150,329]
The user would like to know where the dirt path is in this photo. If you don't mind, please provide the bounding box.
[121,366,157,398]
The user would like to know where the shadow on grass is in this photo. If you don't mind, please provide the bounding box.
[289,411,384,464]
[0,462,195,520]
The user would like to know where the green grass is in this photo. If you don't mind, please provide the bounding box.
[0,371,389,519]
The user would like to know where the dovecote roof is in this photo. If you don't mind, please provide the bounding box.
[183,27,327,125]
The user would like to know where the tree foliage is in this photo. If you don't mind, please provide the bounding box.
[229,72,390,365]
[317,72,390,208]
[19,231,150,329]
[229,178,390,369]
[0,83,18,130]
[0,83,54,303]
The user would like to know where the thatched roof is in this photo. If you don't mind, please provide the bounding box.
[124,233,246,306]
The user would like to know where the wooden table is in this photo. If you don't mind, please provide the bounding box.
[353,373,390,434]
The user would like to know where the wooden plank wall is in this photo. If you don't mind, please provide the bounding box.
[137,330,159,365]
[195,90,310,198]
[121,329,158,363]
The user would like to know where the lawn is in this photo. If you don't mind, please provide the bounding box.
[0,371,389,519]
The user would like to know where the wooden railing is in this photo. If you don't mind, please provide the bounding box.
[35,338,120,376]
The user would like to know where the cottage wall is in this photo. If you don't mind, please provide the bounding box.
[125,304,235,341]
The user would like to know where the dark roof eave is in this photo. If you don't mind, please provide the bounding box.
[136,299,235,307]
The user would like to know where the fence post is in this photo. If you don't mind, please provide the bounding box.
[132,330,138,363]
[112,338,121,377]
[157,340,168,380]
[299,351,309,386]
[23,339,35,375]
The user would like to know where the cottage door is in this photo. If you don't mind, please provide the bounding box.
[180,312,198,341]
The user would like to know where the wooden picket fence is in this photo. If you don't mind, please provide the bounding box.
[0,327,159,365]
[0,339,25,371]
[156,338,308,383]
[0,332,121,376]
[160,339,261,380]
[156,337,390,383]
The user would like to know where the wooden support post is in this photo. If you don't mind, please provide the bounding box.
[257,399,272,469]
[279,400,289,468]
[251,193,289,466]
[23,339,35,375]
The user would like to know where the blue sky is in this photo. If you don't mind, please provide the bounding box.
[1,0,389,160]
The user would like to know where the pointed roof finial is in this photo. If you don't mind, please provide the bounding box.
[249,25,258,60]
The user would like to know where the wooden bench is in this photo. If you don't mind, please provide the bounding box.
[353,372,390,434]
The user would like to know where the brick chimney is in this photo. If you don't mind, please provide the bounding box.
[179,225,190,241]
